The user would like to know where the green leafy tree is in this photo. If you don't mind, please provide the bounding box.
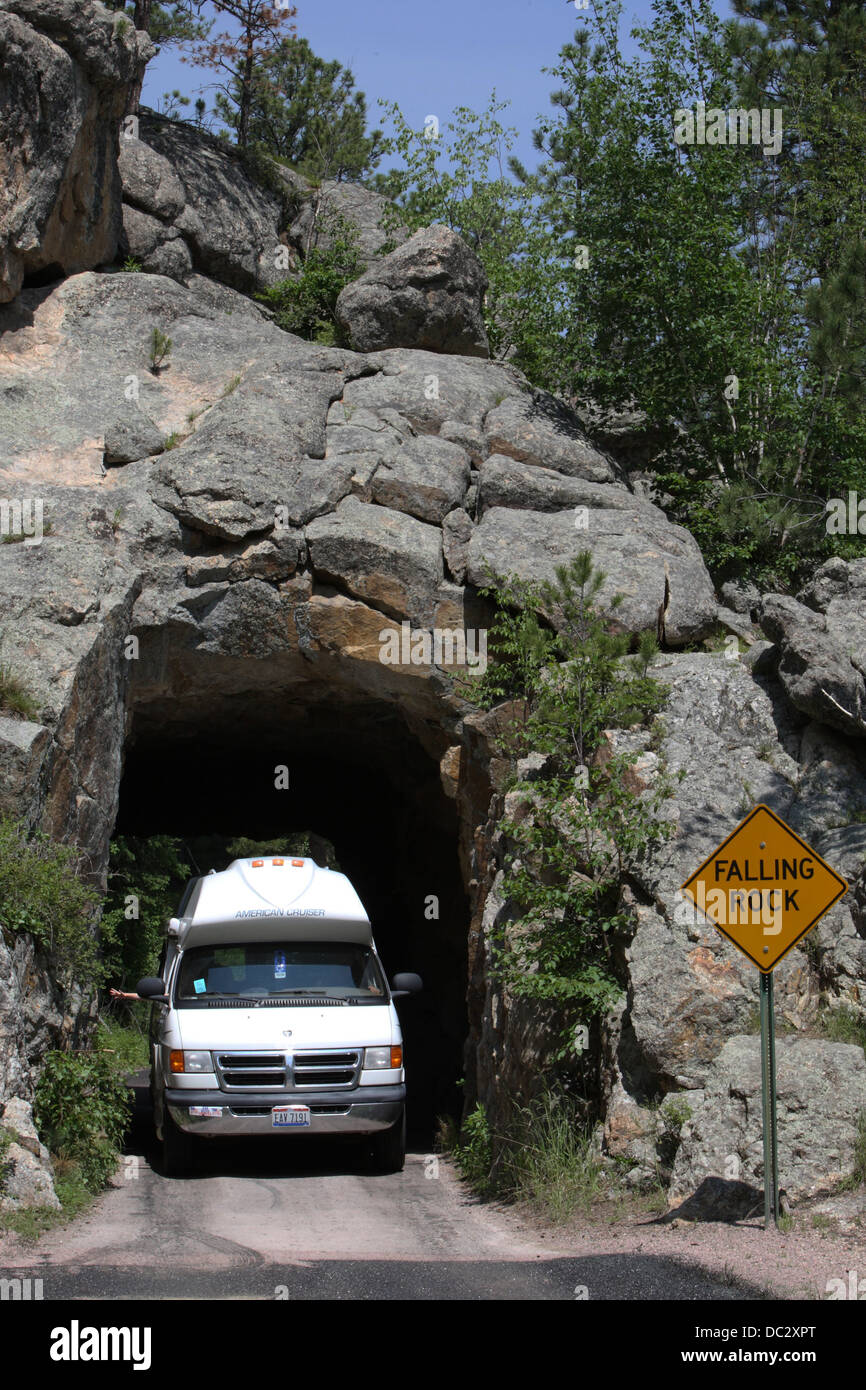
[505,0,866,588]
[100,835,189,990]
[218,35,384,180]
[371,96,539,361]
[468,555,671,1046]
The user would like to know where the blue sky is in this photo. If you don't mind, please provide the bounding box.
[144,0,732,172]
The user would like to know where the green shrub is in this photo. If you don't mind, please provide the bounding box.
[0,817,100,985]
[256,213,362,342]
[453,1103,493,1194]
[464,553,672,1046]
[34,1049,131,1193]
[148,326,172,373]
[660,1096,693,1132]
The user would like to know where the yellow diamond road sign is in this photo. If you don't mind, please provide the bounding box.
[680,804,848,972]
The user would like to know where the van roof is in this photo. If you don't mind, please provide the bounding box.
[175,857,373,949]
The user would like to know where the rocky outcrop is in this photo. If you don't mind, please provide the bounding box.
[289,179,409,265]
[336,225,490,357]
[119,109,287,293]
[0,0,152,303]
[761,558,866,737]
[117,110,405,293]
[0,1096,59,1211]
[669,1036,866,1206]
[2,7,864,1215]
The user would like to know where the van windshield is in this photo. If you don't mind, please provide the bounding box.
[174,943,388,1004]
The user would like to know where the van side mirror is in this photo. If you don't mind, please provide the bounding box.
[390,972,423,999]
[136,977,169,1002]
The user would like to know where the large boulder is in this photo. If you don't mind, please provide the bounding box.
[483,392,620,484]
[0,1097,59,1211]
[467,505,718,643]
[0,0,153,303]
[669,1036,866,1206]
[335,225,489,357]
[289,179,409,268]
[118,109,288,293]
[761,559,866,737]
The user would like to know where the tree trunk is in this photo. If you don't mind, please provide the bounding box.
[124,0,152,116]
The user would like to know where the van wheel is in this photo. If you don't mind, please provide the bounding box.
[162,1110,194,1176]
[369,1112,406,1174]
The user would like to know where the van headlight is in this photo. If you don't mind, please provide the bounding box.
[364,1046,402,1069]
[169,1050,213,1073]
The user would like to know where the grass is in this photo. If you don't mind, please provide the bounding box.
[2,523,53,544]
[818,1003,866,1053]
[504,1099,604,1223]
[95,1016,150,1074]
[0,658,39,719]
[0,1157,95,1243]
[222,374,242,396]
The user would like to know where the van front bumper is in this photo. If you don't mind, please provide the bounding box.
[165,1084,406,1136]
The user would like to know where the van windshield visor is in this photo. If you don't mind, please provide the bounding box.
[174,943,388,1004]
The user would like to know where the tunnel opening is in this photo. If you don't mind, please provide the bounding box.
[113,692,470,1144]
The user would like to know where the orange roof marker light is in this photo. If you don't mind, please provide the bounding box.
[251,859,264,868]
[291,859,304,867]
[272,859,284,866]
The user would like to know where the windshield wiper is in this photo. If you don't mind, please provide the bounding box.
[178,990,241,1001]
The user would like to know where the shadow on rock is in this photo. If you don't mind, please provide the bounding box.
[657,1177,764,1224]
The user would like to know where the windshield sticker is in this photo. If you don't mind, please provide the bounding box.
[274,950,286,979]
[193,978,206,994]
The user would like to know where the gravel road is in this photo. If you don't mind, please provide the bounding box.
[0,1079,861,1302]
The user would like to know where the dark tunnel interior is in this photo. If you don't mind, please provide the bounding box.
[113,696,470,1142]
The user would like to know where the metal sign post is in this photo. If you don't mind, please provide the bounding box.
[759,971,780,1229]
[680,804,848,1232]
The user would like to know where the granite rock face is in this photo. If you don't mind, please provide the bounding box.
[2,8,865,1215]
[761,559,866,737]
[0,0,153,303]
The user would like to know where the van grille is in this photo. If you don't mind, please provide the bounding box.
[215,1052,286,1090]
[293,1051,360,1088]
[214,1049,362,1092]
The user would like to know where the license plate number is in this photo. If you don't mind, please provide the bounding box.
[272,1106,311,1128]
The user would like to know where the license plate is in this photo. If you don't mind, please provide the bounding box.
[272,1106,311,1128]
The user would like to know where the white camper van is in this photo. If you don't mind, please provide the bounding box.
[138,856,421,1175]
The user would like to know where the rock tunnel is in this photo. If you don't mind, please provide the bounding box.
[113,647,475,1142]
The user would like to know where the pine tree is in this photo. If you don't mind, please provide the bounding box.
[183,0,296,150]
[216,35,383,180]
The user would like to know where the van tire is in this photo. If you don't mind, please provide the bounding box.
[162,1110,194,1176]
[369,1111,406,1173]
